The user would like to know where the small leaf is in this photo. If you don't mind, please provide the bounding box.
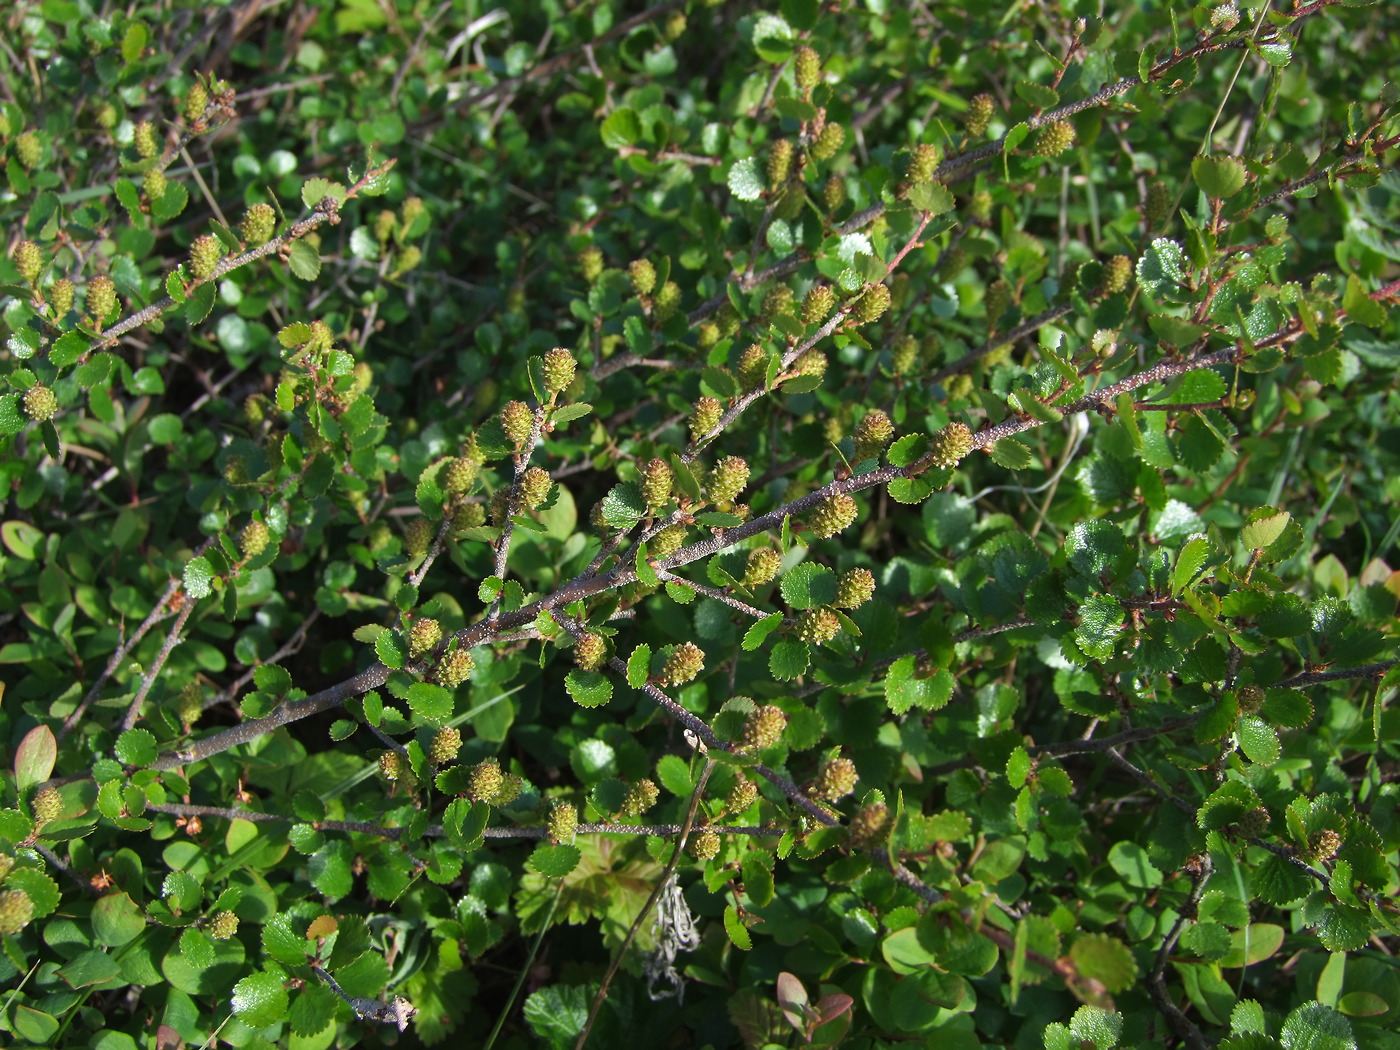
[287,240,321,280]
[770,640,810,680]
[780,563,835,609]
[626,644,651,688]
[528,843,582,878]
[114,729,158,766]
[727,156,765,201]
[565,669,612,708]
[232,968,291,1030]
[989,438,1034,470]
[1241,509,1292,549]
[1136,238,1187,298]
[375,631,405,669]
[1192,155,1247,199]
[183,556,214,599]
[724,904,752,949]
[600,106,642,149]
[742,612,784,651]
[14,725,57,793]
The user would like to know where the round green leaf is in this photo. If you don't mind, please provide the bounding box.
[232,967,290,1030]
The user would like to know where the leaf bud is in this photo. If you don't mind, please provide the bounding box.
[661,642,704,686]
[706,456,749,506]
[451,501,487,532]
[762,285,795,318]
[742,705,787,751]
[240,202,276,245]
[31,786,62,826]
[400,196,426,229]
[985,279,1013,329]
[822,175,847,212]
[15,130,42,169]
[628,258,656,296]
[801,284,835,325]
[501,400,534,448]
[695,322,720,350]
[142,167,167,204]
[1102,254,1133,295]
[938,243,968,281]
[22,384,58,423]
[578,246,604,284]
[390,246,421,277]
[813,755,858,801]
[903,143,941,185]
[689,827,721,861]
[774,184,806,220]
[223,456,251,486]
[520,466,552,509]
[737,344,768,392]
[663,11,687,40]
[378,751,405,781]
[467,758,505,802]
[1306,828,1342,863]
[373,209,396,242]
[409,618,443,659]
[207,909,239,940]
[811,122,845,161]
[970,189,993,222]
[443,456,478,495]
[689,396,723,441]
[836,568,876,609]
[727,777,759,813]
[184,82,208,124]
[95,103,118,129]
[807,493,858,539]
[929,421,975,467]
[493,773,523,807]
[428,726,461,765]
[239,520,271,559]
[0,889,34,936]
[432,648,475,688]
[743,547,782,587]
[1211,4,1241,30]
[852,283,891,324]
[1235,806,1270,838]
[641,458,673,511]
[13,240,42,283]
[891,336,919,376]
[405,516,433,557]
[177,683,204,729]
[650,523,687,560]
[1145,179,1172,228]
[546,800,578,845]
[189,234,224,280]
[574,632,607,671]
[767,138,794,188]
[134,120,158,159]
[793,46,821,92]
[620,779,659,816]
[854,410,894,462]
[1236,684,1265,715]
[49,278,74,318]
[796,607,841,646]
[965,93,996,136]
[542,348,576,394]
[849,800,889,847]
[790,349,827,380]
[653,280,681,320]
[1033,120,1076,159]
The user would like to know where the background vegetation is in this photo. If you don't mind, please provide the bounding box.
[1,0,1397,1048]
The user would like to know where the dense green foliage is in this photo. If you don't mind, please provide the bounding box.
[1,1,1398,1048]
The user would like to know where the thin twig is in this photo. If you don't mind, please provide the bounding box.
[576,757,717,1050]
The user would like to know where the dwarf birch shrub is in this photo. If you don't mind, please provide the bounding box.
[1,1,1398,1048]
